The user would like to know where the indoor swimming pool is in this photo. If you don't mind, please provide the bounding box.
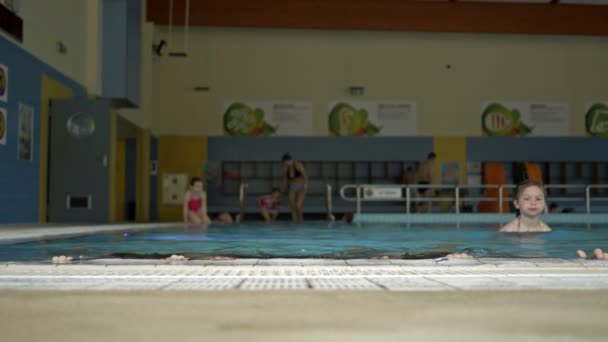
[1,221,607,261]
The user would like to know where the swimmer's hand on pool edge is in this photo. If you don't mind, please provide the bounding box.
[577,248,608,260]
[166,254,189,262]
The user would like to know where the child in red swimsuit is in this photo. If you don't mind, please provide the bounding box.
[258,187,281,222]
[183,177,211,225]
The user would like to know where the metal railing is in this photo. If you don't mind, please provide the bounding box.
[339,183,608,214]
[235,182,336,222]
[236,182,248,223]
[326,184,335,222]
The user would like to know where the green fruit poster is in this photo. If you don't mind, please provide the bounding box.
[482,101,570,136]
[328,101,416,136]
[224,101,312,136]
[585,102,608,137]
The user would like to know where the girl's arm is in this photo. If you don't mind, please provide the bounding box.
[183,191,191,223]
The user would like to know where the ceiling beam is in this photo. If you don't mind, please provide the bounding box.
[147,0,608,36]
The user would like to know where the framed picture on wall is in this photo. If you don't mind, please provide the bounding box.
[17,102,33,161]
[0,64,8,102]
[162,173,188,205]
[0,107,6,145]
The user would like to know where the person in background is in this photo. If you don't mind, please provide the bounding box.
[549,202,559,213]
[416,152,437,213]
[258,187,282,223]
[417,152,436,186]
[281,153,308,222]
[402,166,418,186]
[183,177,211,225]
[217,212,234,225]
[341,212,354,224]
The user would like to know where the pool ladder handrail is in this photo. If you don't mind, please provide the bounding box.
[235,182,336,222]
[339,183,608,214]
[236,182,248,223]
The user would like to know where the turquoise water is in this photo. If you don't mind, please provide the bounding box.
[1,222,607,261]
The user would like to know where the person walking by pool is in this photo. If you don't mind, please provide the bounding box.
[183,177,211,225]
[416,152,436,213]
[258,187,282,222]
[417,152,436,185]
[500,180,551,233]
[281,153,307,222]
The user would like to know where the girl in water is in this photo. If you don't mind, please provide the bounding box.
[499,180,551,233]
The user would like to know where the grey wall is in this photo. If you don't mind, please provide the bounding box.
[208,137,433,161]
[467,137,608,161]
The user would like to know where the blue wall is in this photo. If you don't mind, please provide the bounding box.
[0,35,86,223]
[208,137,433,161]
[102,0,141,107]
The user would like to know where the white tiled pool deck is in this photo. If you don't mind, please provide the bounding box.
[2,260,608,291]
[2,223,608,291]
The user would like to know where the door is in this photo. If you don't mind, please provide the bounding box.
[48,98,112,223]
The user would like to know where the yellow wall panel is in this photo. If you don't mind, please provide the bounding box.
[433,136,467,185]
[157,136,208,221]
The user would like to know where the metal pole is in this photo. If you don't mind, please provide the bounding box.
[455,186,460,214]
[356,186,361,214]
[406,186,410,215]
[184,0,190,54]
[498,185,503,214]
[326,184,335,222]
[168,0,173,51]
[238,183,247,223]
[586,185,591,214]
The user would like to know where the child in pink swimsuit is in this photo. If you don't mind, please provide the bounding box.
[183,177,211,225]
[258,187,281,222]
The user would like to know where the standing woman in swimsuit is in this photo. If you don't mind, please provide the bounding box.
[183,177,211,225]
[281,153,307,222]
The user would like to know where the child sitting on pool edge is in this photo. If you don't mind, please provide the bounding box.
[499,180,551,233]
[183,177,211,225]
[258,187,282,223]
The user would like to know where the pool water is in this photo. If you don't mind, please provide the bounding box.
[1,223,607,261]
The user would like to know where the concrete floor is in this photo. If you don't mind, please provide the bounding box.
[1,290,607,342]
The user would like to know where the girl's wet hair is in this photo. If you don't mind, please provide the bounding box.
[271,187,281,193]
[515,180,545,200]
[282,153,293,162]
[190,177,203,186]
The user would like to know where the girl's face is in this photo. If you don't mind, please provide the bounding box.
[283,159,293,167]
[514,185,545,218]
[271,191,280,199]
[191,181,203,193]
